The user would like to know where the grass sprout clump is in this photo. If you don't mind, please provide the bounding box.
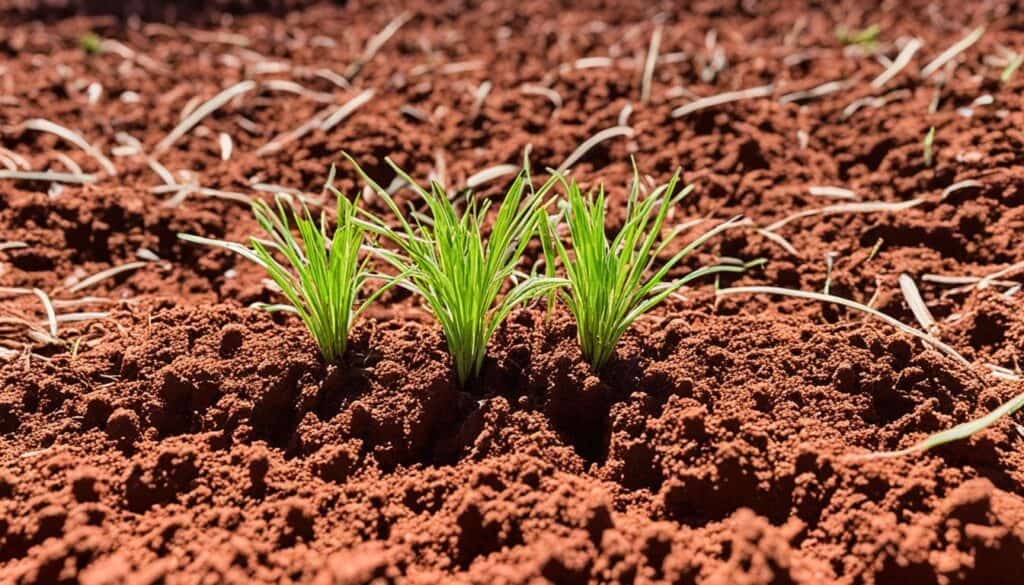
[180,179,396,363]
[348,154,564,386]
[541,167,747,370]
[79,33,102,55]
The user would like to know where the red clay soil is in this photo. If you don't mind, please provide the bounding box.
[2,0,1024,583]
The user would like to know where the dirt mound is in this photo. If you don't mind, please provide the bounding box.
[1,304,1022,583]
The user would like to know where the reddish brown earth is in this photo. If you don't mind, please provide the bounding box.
[2,1,1024,583]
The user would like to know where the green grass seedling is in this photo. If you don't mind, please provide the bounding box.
[347,154,565,386]
[180,177,398,363]
[542,168,747,370]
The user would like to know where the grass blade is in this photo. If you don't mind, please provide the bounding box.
[850,392,1024,459]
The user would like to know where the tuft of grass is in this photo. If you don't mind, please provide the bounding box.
[179,174,397,363]
[923,126,936,167]
[837,24,880,47]
[541,167,747,370]
[79,33,102,55]
[348,154,564,386]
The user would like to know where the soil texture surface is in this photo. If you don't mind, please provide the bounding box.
[2,1,1024,583]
